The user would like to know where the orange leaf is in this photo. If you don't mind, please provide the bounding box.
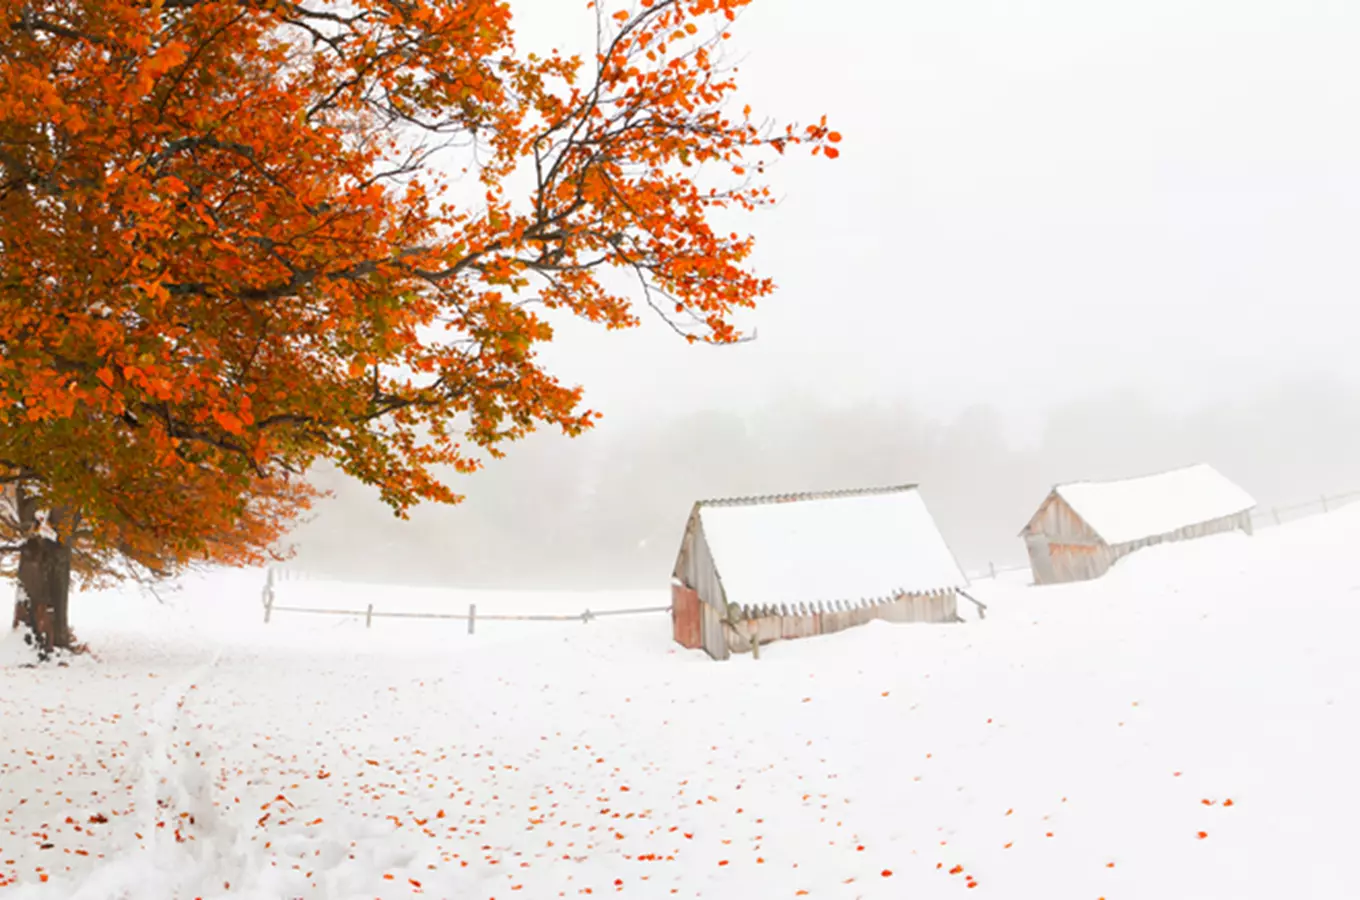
[213,411,244,435]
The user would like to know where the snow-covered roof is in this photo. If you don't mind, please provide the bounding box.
[1052,463,1256,546]
[695,485,968,608]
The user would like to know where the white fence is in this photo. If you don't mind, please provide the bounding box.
[1251,491,1360,528]
[259,570,668,632]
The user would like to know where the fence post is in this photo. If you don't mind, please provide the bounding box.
[1322,495,1330,513]
[468,602,476,635]
[1272,507,1281,526]
[262,568,274,624]
[365,603,373,629]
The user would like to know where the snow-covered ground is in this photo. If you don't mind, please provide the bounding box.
[3,508,1359,899]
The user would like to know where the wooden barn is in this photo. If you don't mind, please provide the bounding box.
[669,484,970,660]
[1020,463,1256,585]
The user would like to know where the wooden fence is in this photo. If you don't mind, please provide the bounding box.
[1252,490,1360,528]
[259,571,668,633]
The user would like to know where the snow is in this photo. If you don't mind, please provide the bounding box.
[697,487,967,608]
[1054,463,1257,546]
[3,505,1360,897]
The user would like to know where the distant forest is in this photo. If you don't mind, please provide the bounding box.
[283,377,1360,589]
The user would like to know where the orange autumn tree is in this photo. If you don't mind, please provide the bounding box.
[2,471,316,657]
[0,0,838,657]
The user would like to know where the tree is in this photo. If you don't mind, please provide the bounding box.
[0,0,837,655]
[3,472,315,659]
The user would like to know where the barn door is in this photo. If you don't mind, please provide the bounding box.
[671,583,702,650]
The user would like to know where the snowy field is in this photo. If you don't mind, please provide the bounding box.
[3,509,1360,899]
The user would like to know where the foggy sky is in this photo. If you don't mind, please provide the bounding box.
[286,0,1360,587]
[516,0,1360,443]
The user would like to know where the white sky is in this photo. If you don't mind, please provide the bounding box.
[507,0,1360,445]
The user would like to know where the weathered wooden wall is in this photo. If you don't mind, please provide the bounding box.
[1022,493,1101,543]
[1024,493,1255,585]
[721,591,959,657]
[1106,510,1254,566]
[700,600,727,661]
[673,513,726,613]
[1022,493,1112,584]
[672,509,731,659]
[1026,536,1115,584]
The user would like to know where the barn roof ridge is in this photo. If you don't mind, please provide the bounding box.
[1048,461,1213,492]
[694,482,920,510]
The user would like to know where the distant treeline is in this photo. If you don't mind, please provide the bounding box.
[283,377,1360,589]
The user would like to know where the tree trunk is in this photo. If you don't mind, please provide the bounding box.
[12,536,73,662]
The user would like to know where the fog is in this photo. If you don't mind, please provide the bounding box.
[284,376,1360,587]
[286,0,1360,587]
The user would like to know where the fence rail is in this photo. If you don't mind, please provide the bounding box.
[1251,491,1360,526]
[260,576,669,632]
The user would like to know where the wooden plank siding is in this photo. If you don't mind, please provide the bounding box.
[1034,539,1115,584]
[1022,491,1255,586]
[1022,493,1101,542]
[700,600,728,661]
[1106,509,1254,565]
[673,514,728,616]
[717,591,960,657]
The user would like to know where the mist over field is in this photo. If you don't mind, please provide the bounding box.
[282,376,1360,587]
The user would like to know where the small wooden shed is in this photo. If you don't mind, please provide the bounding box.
[1020,463,1256,585]
[670,484,969,660]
